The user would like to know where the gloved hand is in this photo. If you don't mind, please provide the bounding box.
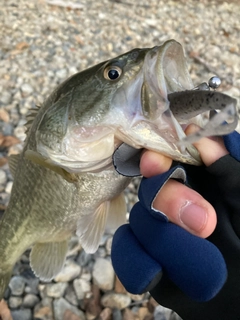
[111,131,240,320]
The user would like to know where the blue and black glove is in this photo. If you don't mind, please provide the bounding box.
[111,131,240,320]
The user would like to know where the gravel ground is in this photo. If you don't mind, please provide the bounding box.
[0,0,240,319]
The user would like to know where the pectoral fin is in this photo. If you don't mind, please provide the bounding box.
[30,240,68,281]
[106,193,127,232]
[77,202,110,254]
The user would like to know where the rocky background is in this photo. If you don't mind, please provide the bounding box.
[0,0,240,319]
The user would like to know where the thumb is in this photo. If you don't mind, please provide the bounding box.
[185,124,229,167]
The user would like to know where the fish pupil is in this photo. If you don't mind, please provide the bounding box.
[108,69,119,80]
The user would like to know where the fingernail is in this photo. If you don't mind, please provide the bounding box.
[179,201,207,232]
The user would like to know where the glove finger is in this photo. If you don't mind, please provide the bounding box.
[223,131,240,162]
[138,166,186,222]
[111,224,163,294]
[129,202,227,301]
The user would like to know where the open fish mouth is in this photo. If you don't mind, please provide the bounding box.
[34,40,238,173]
[112,41,238,165]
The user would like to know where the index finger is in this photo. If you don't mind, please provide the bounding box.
[140,151,172,177]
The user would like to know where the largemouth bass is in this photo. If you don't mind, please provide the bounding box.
[0,40,237,299]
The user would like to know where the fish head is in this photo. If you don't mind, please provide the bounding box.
[34,40,223,173]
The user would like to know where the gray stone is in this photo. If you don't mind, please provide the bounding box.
[0,91,12,104]
[76,250,92,267]
[1,122,13,136]
[154,305,173,320]
[127,292,146,301]
[11,309,32,320]
[0,169,7,185]
[46,282,68,298]
[106,237,113,255]
[9,276,25,296]
[65,285,79,306]
[53,297,86,320]
[25,278,40,295]
[81,270,92,282]
[38,284,47,300]
[23,293,40,308]
[21,83,33,95]
[54,259,81,282]
[101,293,131,310]
[13,125,26,141]
[73,278,91,300]
[33,297,54,320]
[99,234,109,246]
[112,309,122,320]
[94,247,106,258]
[3,286,10,300]
[56,68,68,79]
[0,192,10,206]
[73,279,84,300]
[9,296,23,308]
[5,181,13,194]
[92,258,115,291]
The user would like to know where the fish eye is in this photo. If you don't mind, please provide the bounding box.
[103,66,122,81]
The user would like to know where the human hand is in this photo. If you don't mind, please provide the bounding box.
[112,125,240,306]
[139,123,229,238]
[148,129,240,319]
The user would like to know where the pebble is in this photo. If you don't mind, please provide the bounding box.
[9,296,23,309]
[65,285,79,306]
[101,293,131,310]
[0,108,10,122]
[94,247,107,259]
[81,269,92,282]
[24,278,40,295]
[46,282,68,298]
[21,83,34,96]
[56,68,68,79]
[112,309,122,320]
[73,278,91,300]
[84,285,101,319]
[54,259,81,282]
[0,91,12,105]
[23,293,40,308]
[0,169,7,185]
[13,126,26,141]
[92,258,115,291]
[138,307,151,320]
[9,276,25,296]
[53,297,86,320]
[1,121,13,136]
[122,308,135,320]
[64,310,85,320]
[33,297,54,320]
[98,308,112,320]
[154,305,174,320]
[11,309,32,320]
[127,292,146,302]
[34,306,53,320]
[76,250,92,267]
[5,181,13,194]
[105,237,112,255]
